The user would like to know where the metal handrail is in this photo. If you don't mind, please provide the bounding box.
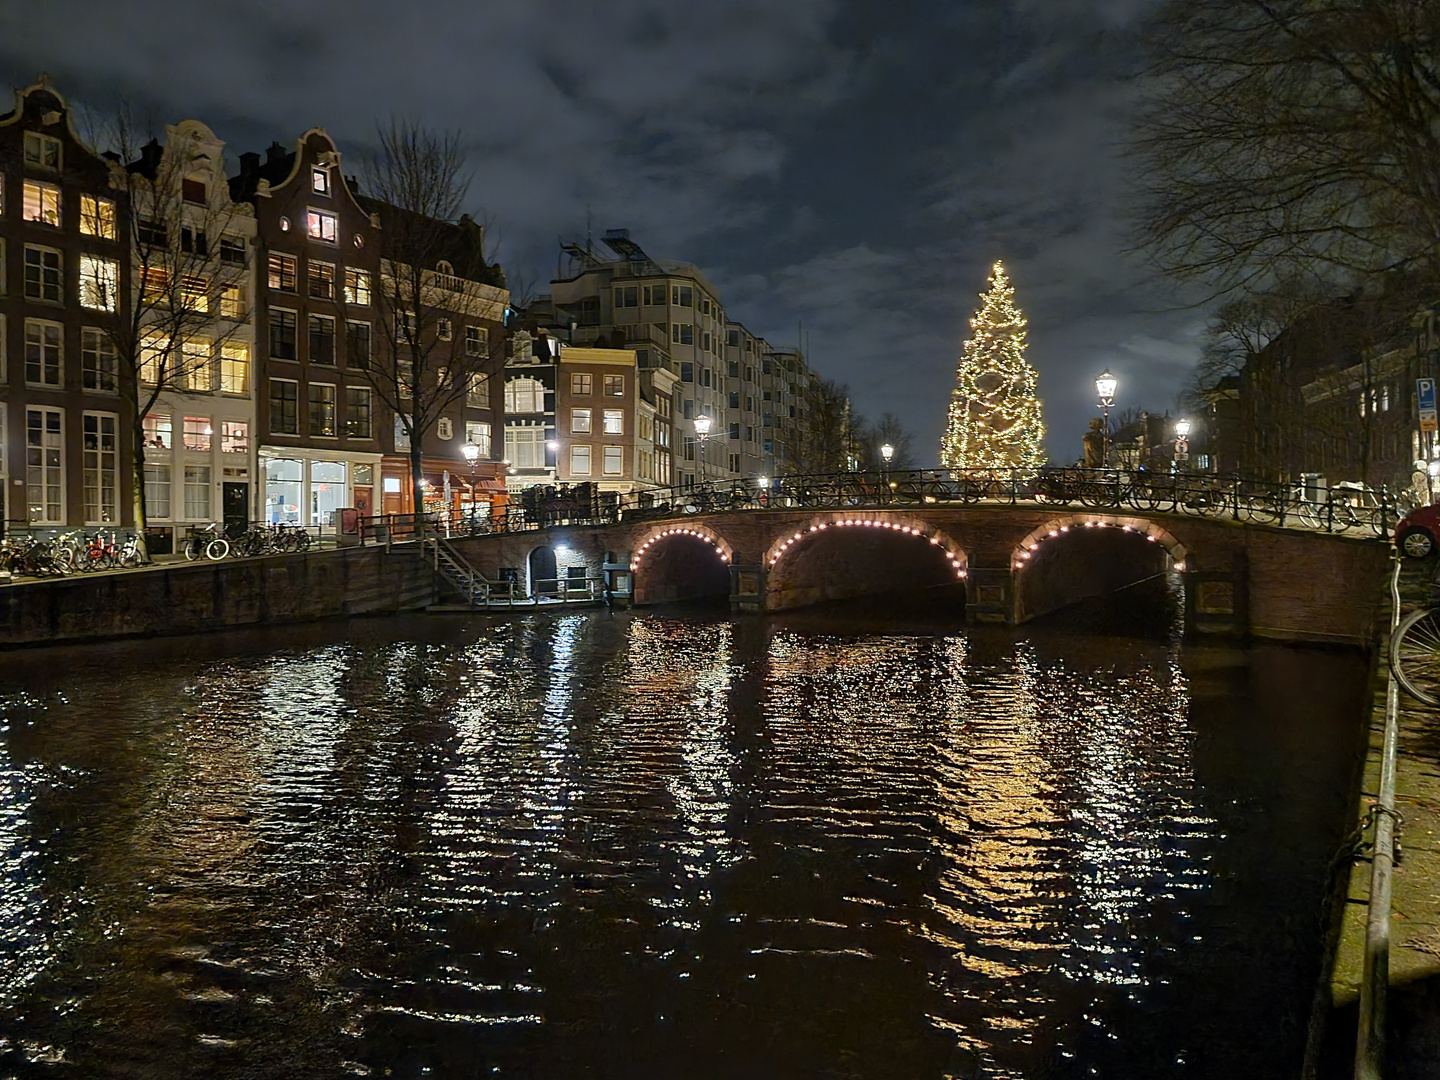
[354,468,1400,545]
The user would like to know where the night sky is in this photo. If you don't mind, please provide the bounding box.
[1,0,1203,463]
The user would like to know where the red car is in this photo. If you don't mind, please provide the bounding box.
[1396,503,1440,558]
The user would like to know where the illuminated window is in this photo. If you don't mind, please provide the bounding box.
[145,463,171,517]
[23,132,60,170]
[437,317,452,341]
[140,266,169,302]
[467,373,490,406]
[183,416,212,452]
[343,268,371,305]
[465,421,491,455]
[82,412,119,525]
[79,256,118,311]
[268,254,297,292]
[571,407,591,434]
[26,407,64,524]
[504,425,545,468]
[571,373,592,395]
[603,409,623,434]
[570,444,591,475]
[219,285,244,319]
[181,276,209,313]
[311,167,330,195]
[182,341,212,392]
[504,377,545,414]
[220,344,248,394]
[346,387,371,438]
[308,383,336,436]
[220,421,248,454]
[183,465,211,519]
[80,196,116,239]
[603,445,623,475]
[143,413,171,450]
[307,209,338,243]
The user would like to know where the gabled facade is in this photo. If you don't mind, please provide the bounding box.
[0,78,132,531]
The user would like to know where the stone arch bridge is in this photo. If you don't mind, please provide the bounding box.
[447,497,1390,646]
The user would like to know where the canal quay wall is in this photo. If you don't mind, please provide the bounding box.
[0,544,434,648]
[1322,558,1440,1075]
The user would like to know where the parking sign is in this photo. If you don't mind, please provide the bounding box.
[1420,378,1438,433]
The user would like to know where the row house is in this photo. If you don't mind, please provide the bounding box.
[0,79,132,532]
[551,345,676,493]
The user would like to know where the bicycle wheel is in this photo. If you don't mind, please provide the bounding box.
[183,538,201,561]
[1391,607,1440,707]
[205,538,230,560]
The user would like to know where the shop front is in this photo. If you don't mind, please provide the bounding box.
[261,449,382,529]
[380,456,509,522]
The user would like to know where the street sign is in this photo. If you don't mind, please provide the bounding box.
[1419,379,1438,433]
[1174,439,1189,455]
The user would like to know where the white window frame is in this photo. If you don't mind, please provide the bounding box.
[570,444,592,476]
[308,382,338,437]
[269,377,300,435]
[602,409,624,435]
[311,166,331,195]
[346,386,372,439]
[183,464,212,521]
[307,209,338,243]
[144,462,172,519]
[23,131,61,170]
[81,327,117,392]
[571,407,592,434]
[79,255,119,311]
[24,319,62,387]
[504,424,545,469]
[26,406,64,525]
[602,445,624,476]
[22,180,61,227]
[465,325,488,356]
[82,411,120,525]
[24,245,63,303]
[220,343,249,394]
[80,195,116,239]
[344,268,371,305]
[465,420,491,456]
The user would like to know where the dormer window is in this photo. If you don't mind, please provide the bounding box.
[307,209,337,243]
[436,260,454,275]
[23,132,61,170]
[311,167,330,195]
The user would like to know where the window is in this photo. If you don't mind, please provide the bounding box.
[309,315,336,364]
[81,328,116,391]
[140,266,168,302]
[343,268,371,305]
[311,167,330,195]
[26,407,63,524]
[346,321,370,368]
[615,285,638,308]
[346,387,372,438]
[309,384,336,436]
[437,416,454,441]
[220,237,246,265]
[79,256,118,311]
[603,409,624,434]
[80,196,116,239]
[437,318,452,341]
[270,310,298,359]
[571,407,592,433]
[465,421,491,455]
[729,423,740,440]
[394,415,410,451]
[672,285,694,307]
[307,209,338,243]
[702,332,712,352]
[505,377,546,413]
[24,246,62,302]
[729,391,740,409]
[180,276,209,313]
[269,379,299,434]
[220,421,248,454]
[603,445,624,475]
[268,254,297,292]
[82,413,119,524]
[181,226,207,255]
[24,320,62,386]
[183,340,212,392]
[643,284,667,306]
[604,374,624,396]
[680,362,693,383]
[726,330,740,348]
[570,444,592,475]
[22,182,60,226]
[144,463,171,518]
[308,260,335,299]
[571,372,593,395]
[143,413,171,450]
[182,178,206,205]
[467,373,490,406]
[138,218,166,248]
[396,310,417,340]
[219,285,244,319]
[671,323,694,346]
[183,465,211,520]
[183,416,212,452]
[23,132,61,170]
[220,344,248,394]
[465,325,487,356]
[505,425,545,468]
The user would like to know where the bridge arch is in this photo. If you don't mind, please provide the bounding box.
[1011,513,1187,571]
[629,524,733,606]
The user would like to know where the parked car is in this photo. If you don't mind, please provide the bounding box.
[1395,503,1440,558]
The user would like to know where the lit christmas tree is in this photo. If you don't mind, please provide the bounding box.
[940,261,1045,473]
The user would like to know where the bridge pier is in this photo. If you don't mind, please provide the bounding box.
[1183,553,1249,637]
[964,566,1014,624]
[730,563,766,613]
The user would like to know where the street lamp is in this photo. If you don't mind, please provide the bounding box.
[1095,370,1117,469]
[460,442,480,531]
[880,442,895,493]
[693,413,712,488]
[1173,418,1191,473]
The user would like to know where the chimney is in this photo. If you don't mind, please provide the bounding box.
[266,141,288,168]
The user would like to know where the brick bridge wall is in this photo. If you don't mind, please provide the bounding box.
[450,506,1390,645]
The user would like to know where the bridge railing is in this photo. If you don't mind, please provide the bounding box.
[358,468,1402,542]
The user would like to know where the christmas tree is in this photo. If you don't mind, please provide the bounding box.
[940,261,1045,473]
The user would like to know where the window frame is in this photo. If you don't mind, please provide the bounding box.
[81,327,117,392]
[602,409,624,435]
[345,386,372,439]
[602,445,624,476]
[571,407,592,434]
[22,180,61,227]
[23,244,63,303]
[269,378,300,435]
[24,318,63,387]
[306,209,339,244]
[569,443,592,476]
[308,382,337,437]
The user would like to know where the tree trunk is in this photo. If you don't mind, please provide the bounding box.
[410,434,425,536]
[130,420,150,564]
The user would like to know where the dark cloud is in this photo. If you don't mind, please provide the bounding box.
[1,0,1205,462]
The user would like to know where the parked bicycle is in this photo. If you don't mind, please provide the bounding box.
[182,523,231,562]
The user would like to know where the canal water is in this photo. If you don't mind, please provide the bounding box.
[0,602,1369,1079]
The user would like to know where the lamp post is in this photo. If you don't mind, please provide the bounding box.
[1172,418,1191,473]
[1095,370,1117,469]
[693,413,712,488]
[880,442,894,495]
[460,442,480,532]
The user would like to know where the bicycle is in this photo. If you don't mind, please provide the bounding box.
[182,523,231,561]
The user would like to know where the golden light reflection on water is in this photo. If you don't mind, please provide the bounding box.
[0,615,1365,1078]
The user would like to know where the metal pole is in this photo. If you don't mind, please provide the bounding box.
[1102,403,1110,468]
[1356,552,1403,1079]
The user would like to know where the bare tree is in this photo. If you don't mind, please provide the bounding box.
[86,112,251,559]
[1133,0,1440,299]
[855,412,918,470]
[353,121,507,523]
[800,378,856,473]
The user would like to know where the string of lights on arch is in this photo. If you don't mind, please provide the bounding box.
[1012,519,1186,572]
[766,519,967,579]
[629,527,730,572]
